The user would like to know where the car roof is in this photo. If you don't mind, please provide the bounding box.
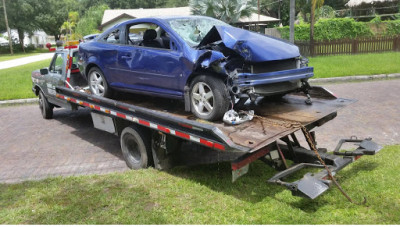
[112,15,218,28]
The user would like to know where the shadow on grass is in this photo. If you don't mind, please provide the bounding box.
[166,161,289,204]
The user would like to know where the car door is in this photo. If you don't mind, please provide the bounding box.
[45,52,69,106]
[116,22,184,98]
[95,28,126,85]
[47,53,65,96]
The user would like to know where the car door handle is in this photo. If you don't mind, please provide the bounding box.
[121,55,132,59]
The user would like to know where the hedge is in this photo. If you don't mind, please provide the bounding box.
[278,18,374,41]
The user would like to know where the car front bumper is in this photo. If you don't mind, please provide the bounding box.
[231,67,314,96]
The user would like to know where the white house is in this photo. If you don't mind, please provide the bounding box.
[1,29,55,47]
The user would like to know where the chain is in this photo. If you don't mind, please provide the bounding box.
[248,111,364,204]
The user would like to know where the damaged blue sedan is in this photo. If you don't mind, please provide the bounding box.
[79,15,313,121]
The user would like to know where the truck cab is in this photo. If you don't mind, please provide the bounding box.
[32,41,87,117]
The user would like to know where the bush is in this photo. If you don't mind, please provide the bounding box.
[278,18,374,41]
[0,43,38,54]
[383,20,400,35]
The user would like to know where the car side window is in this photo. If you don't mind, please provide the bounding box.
[49,53,64,74]
[103,29,120,44]
[127,23,172,50]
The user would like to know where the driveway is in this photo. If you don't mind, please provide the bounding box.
[0,53,54,69]
[0,79,399,183]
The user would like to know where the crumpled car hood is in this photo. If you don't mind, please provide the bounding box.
[198,26,300,62]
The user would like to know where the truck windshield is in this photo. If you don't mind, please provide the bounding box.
[167,17,228,47]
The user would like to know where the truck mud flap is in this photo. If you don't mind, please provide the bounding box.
[267,138,382,199]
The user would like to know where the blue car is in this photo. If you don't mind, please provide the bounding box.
[79,15,313,121]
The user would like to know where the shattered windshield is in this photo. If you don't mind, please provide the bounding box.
[167,17,228,47]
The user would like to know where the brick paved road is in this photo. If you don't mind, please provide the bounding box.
[0,79,399,183]
[0,106,127,183]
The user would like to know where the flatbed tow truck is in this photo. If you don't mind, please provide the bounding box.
[32,41,381,200]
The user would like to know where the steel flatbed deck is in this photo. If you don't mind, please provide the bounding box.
[56,86,352,154]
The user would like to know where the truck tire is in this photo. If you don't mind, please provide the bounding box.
[39,90,53,119]
[190,75,230,121]
[120,126,152,169]
[88,67,112,98]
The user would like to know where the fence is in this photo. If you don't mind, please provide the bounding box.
[295,36,400,57]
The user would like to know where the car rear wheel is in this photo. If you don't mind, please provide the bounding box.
[38,90,53,119]
[190,75,230,121]
[88,67,112,98]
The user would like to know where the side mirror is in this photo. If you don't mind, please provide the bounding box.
[40,68,49,75]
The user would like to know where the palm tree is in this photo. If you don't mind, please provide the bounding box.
[190,0,257,24]
[310,0,324,56]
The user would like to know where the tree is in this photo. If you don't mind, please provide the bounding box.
[260,0,308,26]
[190,0,257,24]
[324,0,347,10]
[310,0,324,55]
[61,11,79,40]
[75,4,109,38]
[34,0,79,41]
[2,0,12,54]
[0,0,39,52]
[165,0,189,7]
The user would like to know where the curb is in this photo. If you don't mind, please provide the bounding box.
[309,73,400,84]
[0,98,38,106]
[1,73,399,106]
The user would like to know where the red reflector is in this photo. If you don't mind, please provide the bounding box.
[175,131,190,139]
[82,102,90,107]
[139,119,150,126]
[179,123,193,129]
[200,138,213,148]
[71,69,80,73]
[117,105,129,110]
[57,95,64,99]
[157,125,170,134]
[70,98,76,103]
[94,106,100,111]
[116,112,126,119]
[214,143,225,151]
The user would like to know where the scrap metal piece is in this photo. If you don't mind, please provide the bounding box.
[223,109,254,125]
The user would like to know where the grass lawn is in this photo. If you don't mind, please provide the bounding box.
[0,145,399,224]
[0,49,50,62]
[0,59,50,100]
[309,52,400,78]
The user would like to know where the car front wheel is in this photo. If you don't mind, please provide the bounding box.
[88,67,112,98]
[190,75,230,121]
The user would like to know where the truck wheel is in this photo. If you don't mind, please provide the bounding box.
[190,75,230,121]
[120,126,152,169]
[38,91,53,119]
[88,67,112,98]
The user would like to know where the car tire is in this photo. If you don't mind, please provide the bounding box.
[88,67,112,98]
[120,126,152,170]
[190,75,230,121]
[38,90,53,119]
